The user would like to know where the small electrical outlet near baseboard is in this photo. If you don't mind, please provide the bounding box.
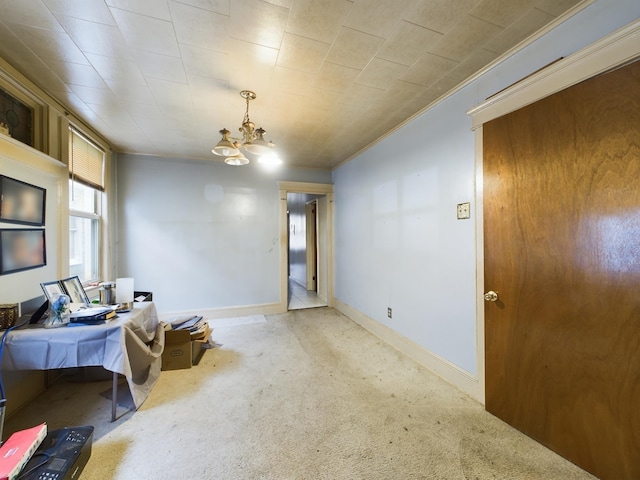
[387,307,392,319]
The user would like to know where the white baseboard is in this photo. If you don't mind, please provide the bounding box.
[333,298,482,403]
[158,302,285,322]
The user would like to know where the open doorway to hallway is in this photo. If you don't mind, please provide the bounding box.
[287,192,328,310]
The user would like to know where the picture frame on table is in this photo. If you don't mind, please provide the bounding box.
[40,279,64,301]
[0,228,46,275]
[60,275,91,304]
[0,175,46,226]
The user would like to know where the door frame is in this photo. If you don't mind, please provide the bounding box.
[468,20,640,404]
[278,181,334,312]
[305,199,318,292]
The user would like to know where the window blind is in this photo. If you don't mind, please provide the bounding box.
[69,127,105,191]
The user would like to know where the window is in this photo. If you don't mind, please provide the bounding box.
[68,128,105,283]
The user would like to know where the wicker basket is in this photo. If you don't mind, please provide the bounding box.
[0,304,19,330]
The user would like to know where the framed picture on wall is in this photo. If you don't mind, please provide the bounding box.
[0,175,46,226]
[0,228,46,275]
[0,87,34,146]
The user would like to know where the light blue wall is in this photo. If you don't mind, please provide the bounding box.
[116,154,331,314]
[332,0,640,375]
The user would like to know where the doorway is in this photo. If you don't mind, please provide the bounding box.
[286,193,326,310]
[278,181,334,312]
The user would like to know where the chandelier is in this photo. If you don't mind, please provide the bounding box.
[211,90,280,166]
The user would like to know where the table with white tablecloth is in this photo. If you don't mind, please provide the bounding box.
[1,302,165,421]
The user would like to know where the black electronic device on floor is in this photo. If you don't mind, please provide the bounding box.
[19,426,94,480]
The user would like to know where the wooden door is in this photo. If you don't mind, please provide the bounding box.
[483,60,640,479]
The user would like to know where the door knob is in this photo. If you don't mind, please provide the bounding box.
[484,291,499,302]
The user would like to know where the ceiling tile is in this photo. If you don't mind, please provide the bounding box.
[54,14,133,59]
[338,83,386,109]
[47,60,108,89]
[271,67,315,96]
[43,0,116,26]
[402,53,459,87]
[146,77,193,108]
[18,65,71,94]
[85,101,140,129]
[376,21,443,67]
[8,24,89,65]
[344,0,416,37]
[264,0,292,7]
[404,0,478,34]
[69,84,119,105]
[379,80,427,111]
[226,38,278,90]
[186,73,232,107]
[86,53,146,85]
[325,27,385,70]
[169,1,229,51]
[179,44,229,80]
[313,62,360,93]
[428,15,503,62]
[356,57,409,90]
[286,0,353,44]
[535,0,583,16]
[434,48,500,88]
[0,0,64,31]
[110,7,180,56]
[106,0,172,20]
[104,78,157,105]
[123,102,163,119]
[132,49,188,83]
[469,0,536,28]
[229,0,288,50]
[484,8,555,53]
[168,0,229,15]
[277,32,330,74]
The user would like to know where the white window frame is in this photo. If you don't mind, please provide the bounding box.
[69,181,102,283]
[67,125,109,285]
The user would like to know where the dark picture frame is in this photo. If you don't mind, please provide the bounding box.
[60,275,90,304]
[0,228,46,275]
[0,175,46,226]
[40,279,64,302]
[0,87,34,146]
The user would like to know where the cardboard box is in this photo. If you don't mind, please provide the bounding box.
[161,324,211,371]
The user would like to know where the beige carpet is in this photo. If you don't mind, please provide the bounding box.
[4,308,596,479]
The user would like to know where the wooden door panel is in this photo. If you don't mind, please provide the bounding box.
[484,60,640,479]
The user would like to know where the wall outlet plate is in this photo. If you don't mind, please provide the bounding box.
[457,202,471,219]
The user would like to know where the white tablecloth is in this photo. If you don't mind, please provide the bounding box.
[2,302,165,409]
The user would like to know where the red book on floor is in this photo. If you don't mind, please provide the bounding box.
[0,423,47,480]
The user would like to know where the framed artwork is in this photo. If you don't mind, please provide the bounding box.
[0,228,46,275]
[40,279,65,302]
[0,175,46,226]
[0,87,33,146]
[60,275,90,304]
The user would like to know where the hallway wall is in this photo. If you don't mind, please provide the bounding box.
[332,0,640,387]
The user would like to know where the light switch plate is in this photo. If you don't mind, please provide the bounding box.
[457,202,471,219]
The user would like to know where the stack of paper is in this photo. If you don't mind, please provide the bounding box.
[168,315,209,340]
